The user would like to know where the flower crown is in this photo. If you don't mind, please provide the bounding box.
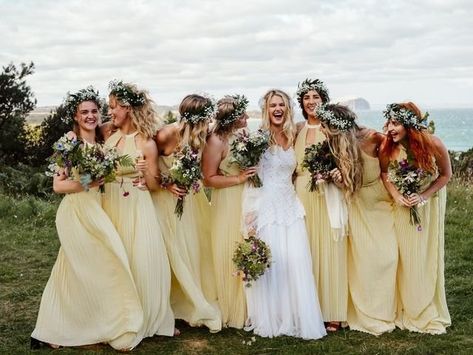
[296,78,329,104]
[383,103,430,131]
[108,80,146,107]
[61,86,102,125]
[219,94,249,127]
[316,104,354,131]
[180,97,217,124]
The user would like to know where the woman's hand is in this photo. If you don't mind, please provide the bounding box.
[329,168,344,188]
[237,167,257,184]
[135,159,148,173]
[394,193,411,207]
[407,193,426,206]
[164,183,187,198]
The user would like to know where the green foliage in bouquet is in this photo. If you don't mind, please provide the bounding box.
[233,235,271,287]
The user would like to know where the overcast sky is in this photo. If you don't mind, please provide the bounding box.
[1,0,472,109]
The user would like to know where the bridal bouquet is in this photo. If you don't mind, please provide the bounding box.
[387,158,428,230]
[229,129,270,187]
[161,145,202,219]
[233,235,272,287]
[46,134,133,193]
[301,141,336,192]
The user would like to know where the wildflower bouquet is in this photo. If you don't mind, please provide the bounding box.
[46,134,133,193]
[76,145,134,192]
[230,129,270,187]
[387,158,428,229]
[233,235,271,287]
[161,145,202,219]
[301,141,336,191]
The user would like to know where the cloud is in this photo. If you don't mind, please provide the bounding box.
[1,0,472,109]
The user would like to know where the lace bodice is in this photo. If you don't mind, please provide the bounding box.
[255,146,305,228]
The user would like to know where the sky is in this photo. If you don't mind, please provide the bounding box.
[1,0,472,110]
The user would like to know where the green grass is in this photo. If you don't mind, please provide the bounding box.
[1,180,473,354]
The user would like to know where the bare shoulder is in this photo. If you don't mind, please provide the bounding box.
[296,121,305,135]
[156,124,177,144]
[207,133,225,148]
[100,122,114,139]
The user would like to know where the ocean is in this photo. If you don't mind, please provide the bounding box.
[247,108,473,152]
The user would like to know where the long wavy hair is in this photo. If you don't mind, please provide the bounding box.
[212,96,243,138]
[177,94,211,154]
[321,104,363,199]
[381,101,438,173]
[109,83,158,139]
[260,89,295,146]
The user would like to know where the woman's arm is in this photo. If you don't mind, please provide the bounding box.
[135,139,160,192]
[202,133,255,189]
[53,169,103,194]
[379,143,412,207]
[408,136,452,204]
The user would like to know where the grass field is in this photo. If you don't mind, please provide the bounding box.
[1,180,472,354]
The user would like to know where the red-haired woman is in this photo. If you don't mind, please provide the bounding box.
[379,102,451,334]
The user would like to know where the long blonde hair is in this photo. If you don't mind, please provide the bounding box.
[260,89,295,146]
[109,83,158,139]
[177,94,211,154]
[322,105,363,199]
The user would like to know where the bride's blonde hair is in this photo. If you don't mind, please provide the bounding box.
[260,89,295,146]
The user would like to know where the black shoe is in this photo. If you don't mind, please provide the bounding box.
[30,337,61,350]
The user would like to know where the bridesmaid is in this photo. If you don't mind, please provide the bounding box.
[102,80,175,339]
[153,94,222,332]
[379,102,451,334]
[31,87,143,351]
[293,79,348,331]
[317,104,399,335]
[202,95,256,329]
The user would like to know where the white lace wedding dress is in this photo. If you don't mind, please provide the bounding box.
[242,146,326,340]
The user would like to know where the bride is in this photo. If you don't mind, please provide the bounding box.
[242,89,326,340]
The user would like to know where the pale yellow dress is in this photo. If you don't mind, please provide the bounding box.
[32,171,143,349]
[152,154,222,332]
[103,131,175,339]
[347,151,398,335]
[209,136,247,329]
[392,147,451,334]
[294,123,348,322]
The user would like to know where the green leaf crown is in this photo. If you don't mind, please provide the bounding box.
[316,104,355,131]
[383,103,431,131]
[180,96,217,124]
[108,80,146,107]
[62,86,102,125]
[219,94,249,127]
[296,78,329,105]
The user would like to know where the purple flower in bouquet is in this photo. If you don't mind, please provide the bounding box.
[161,145,202,219]
[388,158,428,229]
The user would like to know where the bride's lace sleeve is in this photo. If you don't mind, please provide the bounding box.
[241,166,263,237]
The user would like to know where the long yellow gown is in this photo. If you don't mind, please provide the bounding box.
[103,131,175,339]
[32,181,143,349]
[347,151,398,335]
[152,154,222,332]
[209,136,247,329]
[294,123,348,322]
[392,147,451,334]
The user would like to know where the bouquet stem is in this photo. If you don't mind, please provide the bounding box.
[175,197,185,219]
[248,175,262,188]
